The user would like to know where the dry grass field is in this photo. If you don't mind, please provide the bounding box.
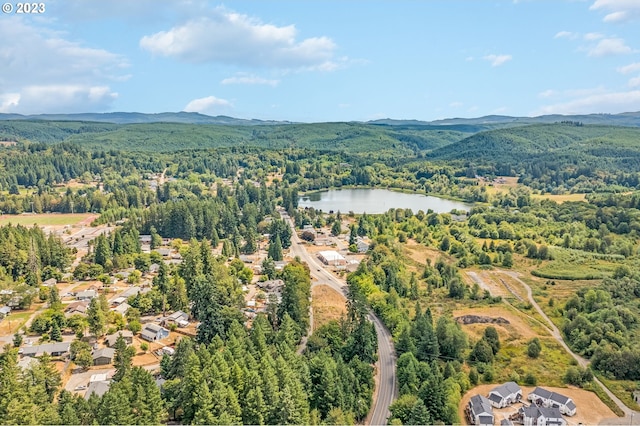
[311,285,346,330]
[459,384,617,425]
[0,213,96,227]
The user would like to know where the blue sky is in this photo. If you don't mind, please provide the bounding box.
[1,0,640,122]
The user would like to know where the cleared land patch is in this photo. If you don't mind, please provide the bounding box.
[0,213,96,227]
[312,285,346,330]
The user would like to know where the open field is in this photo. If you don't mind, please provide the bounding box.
[531,192,587,203]
[404,239,445,267]
[0,213,96,227]
[453,304,575,386]
[459,384,618,425]
[311,285,346,330]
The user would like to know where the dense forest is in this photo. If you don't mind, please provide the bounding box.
[0,116,639,424]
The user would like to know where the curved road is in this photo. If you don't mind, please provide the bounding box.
[503,270,639,421]
[282,210,397,425]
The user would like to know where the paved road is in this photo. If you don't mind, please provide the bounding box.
[503,270,639,420]
[282,210,397,425]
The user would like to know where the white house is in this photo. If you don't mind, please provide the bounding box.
[141,323,169,342]
[487,381,522,408]
[528,387,577,416]
[466,395,494,426]
[520,406,566,426]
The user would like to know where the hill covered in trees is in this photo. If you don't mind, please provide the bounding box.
[430,122,640,174]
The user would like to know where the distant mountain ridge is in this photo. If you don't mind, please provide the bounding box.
[368,111,640,127]
[1,111,639,126]
[0,112,293,125]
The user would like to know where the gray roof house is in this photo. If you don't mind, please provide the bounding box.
[84,381,111,400]
[92,347,116,366]
[105,330,134,347]
[487,381,522,408]
[0,306,11,318]
[76,290,97,301]
[141,323,169,342]
[520,405,566,426]
[528,387,577,416]
[21,342,71,358]
[467,394,494,426]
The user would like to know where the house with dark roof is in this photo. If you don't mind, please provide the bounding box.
[141,323,169,342]
[520,405,566,426]
[92,347,116,366]
[487,381,522,408]
[528,387,577,416]
[466,394,494,426]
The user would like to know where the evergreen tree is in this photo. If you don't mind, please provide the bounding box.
[268,235,283,261]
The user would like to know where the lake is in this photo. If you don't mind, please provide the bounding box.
[298,188,472,214]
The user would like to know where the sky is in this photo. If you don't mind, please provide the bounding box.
[1,0,640,122]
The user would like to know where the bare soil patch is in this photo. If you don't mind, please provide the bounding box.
[459,384,617,425]
[312,285,346,330]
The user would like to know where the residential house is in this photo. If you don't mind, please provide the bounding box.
[520,406,566,426]
[84,381,110,400]
[42,278,57,287]
[141,323,169,342]
[139,235,152,244]
[110,296,127,306]
[466,395,494,426]
[0,306,10,319]
[356,238,370,253]
[105,330,134,347]
[65,301,90,316]
[21,342,71,358]
[111,302,131,316]
[17,356,39,370]
[155,248,172,257]
[163,311,189,328]
[76,290,97,301]
[487,381,522,408]
[528,387,577,416]
[92,347,116,366]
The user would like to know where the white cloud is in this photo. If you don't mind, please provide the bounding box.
[583,32,604,41]
[535,89,640,115]
[140,7,340,71]
[554,31,578,39]
[483,54,512,67]
[629,76,640,88]
[590,0,640,23]
[538,90,557,99]
[587,37,632,57]
[221,73,279,86]
[449,101,464,107]
[618,62,640,74]
[0,19,126,113]
[184,96,232,114]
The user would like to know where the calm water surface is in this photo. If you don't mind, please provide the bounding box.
[298,188,472,214]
